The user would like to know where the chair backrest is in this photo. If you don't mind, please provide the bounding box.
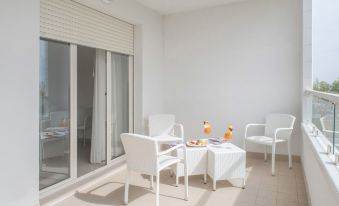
[148,114,175,137]
[320,115,339,136]
[320,115,339,130]
[265,114,296,139]
[121,133,158,175]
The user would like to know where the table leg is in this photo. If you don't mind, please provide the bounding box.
[242,178,246,189]
[203,173,207,184]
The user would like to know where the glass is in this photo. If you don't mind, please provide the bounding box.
[111,53,129,159]
[77,46,107,177]
[39,39,70,190]
[312,96,336,152]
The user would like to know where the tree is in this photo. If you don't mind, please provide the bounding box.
[318,81,331,92]
[313,78,320,90]
[331,79,339,93]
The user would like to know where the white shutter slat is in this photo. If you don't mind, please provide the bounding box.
[40,0,134,55]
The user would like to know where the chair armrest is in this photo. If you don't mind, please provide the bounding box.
[173,123,184,139]
[274,127,294,141]
[245,123,266,139]
[157,143,184,157]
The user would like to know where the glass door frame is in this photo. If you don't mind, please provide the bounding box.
[40,44,134,194]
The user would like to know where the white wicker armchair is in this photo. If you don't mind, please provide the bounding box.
[148,114,185,143]
[244,114,296,175]
[121,133,188,206]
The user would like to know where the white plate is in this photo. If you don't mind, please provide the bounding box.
[186,142,207,147]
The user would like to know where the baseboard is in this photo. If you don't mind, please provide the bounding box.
[247,151,301,163]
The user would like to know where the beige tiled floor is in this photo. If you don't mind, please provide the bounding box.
[53,157,308,206]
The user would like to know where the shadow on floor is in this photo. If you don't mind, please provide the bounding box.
[74,179,186,205]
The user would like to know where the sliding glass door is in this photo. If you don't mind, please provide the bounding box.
[39,39,71,190]
[39,41,133,190]
[110,53,130,159]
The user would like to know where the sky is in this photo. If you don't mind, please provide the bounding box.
[312,0,339,84]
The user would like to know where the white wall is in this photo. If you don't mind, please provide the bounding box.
[74,0,165,134]
[302,129,339,206]
[0,0,39,206]
[163,0,302,155]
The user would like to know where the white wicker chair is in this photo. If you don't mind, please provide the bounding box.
[244,114,296,175]
[148,114,184,143]
[148,114,186,186]
[121,133,188,206]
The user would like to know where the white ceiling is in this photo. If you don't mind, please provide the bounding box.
[135,0,250,14]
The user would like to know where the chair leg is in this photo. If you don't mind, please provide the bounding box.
[288,140,292,169]
[124,170,130,205]
[203,173,207,184]
[183,147,188,200]
[156,171,160,206]
[264,146,268,162]
[271,144,276,176]
[175,153,179,187]
[150,175,154,190]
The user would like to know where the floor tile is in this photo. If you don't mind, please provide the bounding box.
[277,200,298,206]
[47,157,308,206]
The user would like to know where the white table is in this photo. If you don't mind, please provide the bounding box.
[171,146,208,186]
[208,143,246,190]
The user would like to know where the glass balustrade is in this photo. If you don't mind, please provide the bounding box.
[312,95,338,153]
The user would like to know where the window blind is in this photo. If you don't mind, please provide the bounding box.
[40,0,134,55]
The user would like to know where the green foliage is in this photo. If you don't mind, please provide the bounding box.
[319,81,331,92]
[331,79,339,93]
[313,78,339,94]
[313,78,320,90]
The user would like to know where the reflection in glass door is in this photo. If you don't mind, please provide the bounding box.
[110,53,129,159]
[39,39,70,189]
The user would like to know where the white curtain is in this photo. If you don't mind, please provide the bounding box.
[90,49,106,164]
[111,53,129,157]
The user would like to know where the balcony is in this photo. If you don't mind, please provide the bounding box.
[1,0,339,206]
